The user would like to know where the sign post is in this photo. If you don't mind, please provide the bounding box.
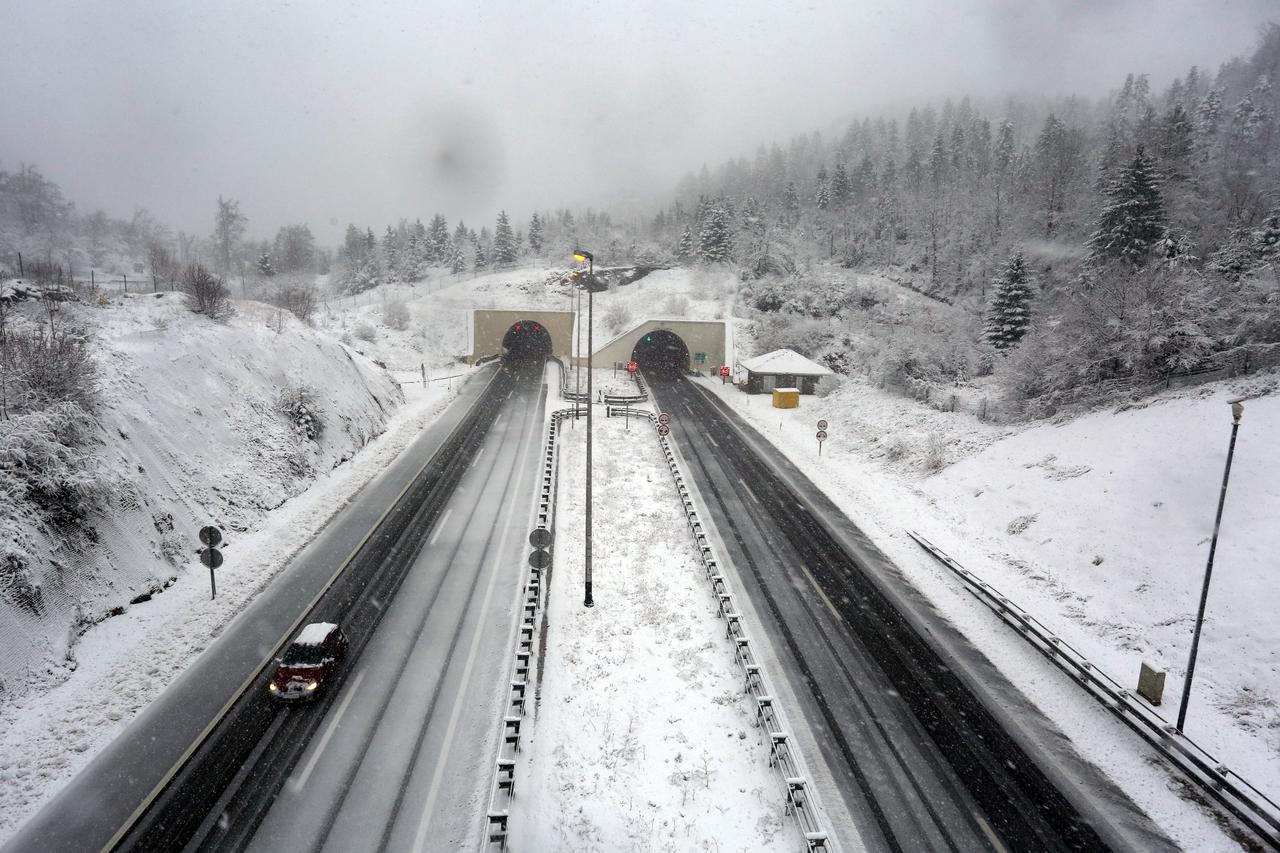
[198,525,224,599]
[816,420,829,456]
[719,365,731,385]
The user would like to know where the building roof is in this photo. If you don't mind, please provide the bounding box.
[740,348,832,376]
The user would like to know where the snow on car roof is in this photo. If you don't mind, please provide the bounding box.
[294,622,339,645]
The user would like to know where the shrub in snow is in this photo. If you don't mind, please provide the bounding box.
[1,313,98,415]
[602,301,633,333]
[661,294,690,317]
[814,373,843,398]
[272,277,317,325]
[353,321,377,343]
[277,385,324,441]
[182,264,233,320]
[922,432,947,472]
[383,297,410,331]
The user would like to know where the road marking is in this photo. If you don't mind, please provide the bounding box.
[291,669,367,791]
[706,435,720,449]
[411,408,534,853]
[742,484,762,506]
[470,446,485,468]
[428,509,453,546]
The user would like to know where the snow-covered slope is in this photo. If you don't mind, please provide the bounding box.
[0,292,401,703]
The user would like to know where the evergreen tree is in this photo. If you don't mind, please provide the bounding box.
[473,233,489,271]
[698,204,732,263]
[1087,145,1167,267]
[257,252,274,277]
[984,251,1033,351]
[493,210,517,265]
[815,184,830,210]
[675,225,694,262]
[830,162,852,206]
[449,240,466,274]
[781,181,801,222]
[528,212,544,254]
[382,225,400,282]
[426,214,450,263]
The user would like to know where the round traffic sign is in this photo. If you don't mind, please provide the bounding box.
[199,525,222,547]
[719,366,731,377]
[528,549,552,570]
[816,430,828,441]
[529,528,552,549]
[817,419,828,431]
[656,424,670,437]
[626,361,638,373]
[199,547,224,569]
[657,412,670,425]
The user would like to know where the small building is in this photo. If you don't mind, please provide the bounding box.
[740,348,832,395]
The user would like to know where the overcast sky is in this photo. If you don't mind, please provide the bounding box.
[1,0,1274,244]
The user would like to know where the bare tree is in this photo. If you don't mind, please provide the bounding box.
[182,264,233,320]
[212,196,247,275]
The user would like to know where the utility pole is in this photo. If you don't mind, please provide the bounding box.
[1177,400,1244,731]
[575,249,595,608]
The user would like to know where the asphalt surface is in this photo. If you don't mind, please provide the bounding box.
[4,358,548,853]
[649,371,1173,853]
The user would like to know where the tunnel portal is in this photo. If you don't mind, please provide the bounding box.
[631,329,690,375]
[502,320,553,360]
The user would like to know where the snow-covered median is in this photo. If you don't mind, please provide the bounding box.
[512,410,803,852]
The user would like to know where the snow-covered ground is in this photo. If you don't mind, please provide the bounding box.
[512,403,805,852]
[701,370,1280,850]
[0,292,470,843]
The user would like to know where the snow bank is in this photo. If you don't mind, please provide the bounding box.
[512,411,802,852]
[699,370,1280,850]
[0,292,401,704]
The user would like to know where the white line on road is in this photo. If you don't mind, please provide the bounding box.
[470,446,485,468]
[291,669,367,792]
[411,409,534,853]
[706,435,720,449]
[428,508,453,546]
[742,484,762,506]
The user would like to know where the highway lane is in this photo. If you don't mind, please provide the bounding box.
[649,372,1172,853]
[235,356,548,853]
[1,366,500,853]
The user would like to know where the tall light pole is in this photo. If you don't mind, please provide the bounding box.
[574,273,582,428]
[1176,399,1244,732]
[574,249,595,608]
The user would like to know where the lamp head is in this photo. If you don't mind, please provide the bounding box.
[1231,400,1244,423]
[573,249,593,263]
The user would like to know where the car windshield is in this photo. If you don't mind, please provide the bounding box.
[280,643,327,667]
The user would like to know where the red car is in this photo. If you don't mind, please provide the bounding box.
[268,622,348,701]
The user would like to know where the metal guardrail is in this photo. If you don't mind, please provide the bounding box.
[611,403,833,852]
[483,405,582,850]
[908,530,1280,850]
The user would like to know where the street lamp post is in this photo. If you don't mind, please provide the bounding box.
[574,249,595,608]
[1176,399,1245,731]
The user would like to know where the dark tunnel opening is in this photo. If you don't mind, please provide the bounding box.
[502,320,553,361]
[632,329,690,376]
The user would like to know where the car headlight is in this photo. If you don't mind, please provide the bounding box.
[306,681,318,692]
[269,683,278,692]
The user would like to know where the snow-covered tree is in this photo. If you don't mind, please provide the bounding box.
[984,251,1033,351]
[675,225,694,262]
[257,252,274,277]
[382,226,400,282]
[829,162,852,206]
[1087,145,1167,267]
[698,204,732,263]
[493,210,517,265]
[449,240,466,274]
[528,212,544,254]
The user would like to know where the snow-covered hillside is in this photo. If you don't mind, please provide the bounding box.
[0,292,401,703]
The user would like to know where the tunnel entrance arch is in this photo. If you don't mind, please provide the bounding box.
[502,320,553,360]
[631,329,690,375]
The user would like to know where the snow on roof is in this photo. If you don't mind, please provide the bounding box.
[740,348,832,376]
[295,622,339,645]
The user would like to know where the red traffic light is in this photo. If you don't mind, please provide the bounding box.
[514,324,521,331]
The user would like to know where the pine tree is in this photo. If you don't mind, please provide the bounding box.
[473,233,488,271]
[984,251,1033,351]
[781,181,801,222]
[1087,145,1167,267]
[257,253,274,277]
[528,212,544,254]
[424,214,449,263]
[382,225,400,282]
[676,225,694,262]
[829,162,852,206]
[815,184,830,210]
[698,204,732,264]
[493,211,517,265]
[449,240,466,274]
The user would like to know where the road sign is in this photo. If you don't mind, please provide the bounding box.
[199,547,224,569]
[529,528,552,549]
[817,419,828,431]
[199,525,222,547]
[528,549,552,570]
[694,352,706,363]
[656,424,670,437]
[657,412,670,425]
[719,366,731,377]
[816,430,828,441]
[626,361,638,373]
